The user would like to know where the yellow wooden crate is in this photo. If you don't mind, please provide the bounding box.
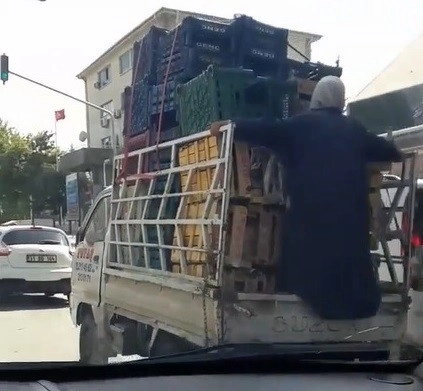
[171,200,220,264]
[179,136,219,204]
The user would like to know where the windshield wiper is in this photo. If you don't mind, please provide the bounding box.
[133,342,392,364]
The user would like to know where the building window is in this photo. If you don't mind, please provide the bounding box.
[119,49,133,75]
[100,100,113,118]
[98,66,111,88]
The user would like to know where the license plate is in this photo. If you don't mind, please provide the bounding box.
[26,255,57,263]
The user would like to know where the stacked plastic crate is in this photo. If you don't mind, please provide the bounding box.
[123,26,167,138]
[120,13,345,284]
[176,65,298,136]
[157,16,234,85]
[169,16,290,290]
[231,15,289,79]
[122,27,177,270]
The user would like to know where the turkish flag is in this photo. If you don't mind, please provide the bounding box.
[55,109,65,121]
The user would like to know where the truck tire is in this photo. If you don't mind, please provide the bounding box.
[79,311,106,365]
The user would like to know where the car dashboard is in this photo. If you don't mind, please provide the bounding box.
[0,372,422,391]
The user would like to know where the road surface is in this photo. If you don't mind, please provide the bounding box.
[0,294,79,363]
[0,291,422,364]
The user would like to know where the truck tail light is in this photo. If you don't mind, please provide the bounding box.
[402,211,422,255]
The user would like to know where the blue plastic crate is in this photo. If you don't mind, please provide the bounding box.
[128,80,150,136]
[157,45,233,85]
[149,80,177,115]
[230,15,289,79]
[231,15,289,52]
[160,16,232,57]
[149,111,178,134]
[239,56,291,79]
[133,26,168,85]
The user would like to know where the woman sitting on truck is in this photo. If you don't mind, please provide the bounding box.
[210,76,402,320]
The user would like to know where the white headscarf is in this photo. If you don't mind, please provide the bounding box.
[309,76,345,111]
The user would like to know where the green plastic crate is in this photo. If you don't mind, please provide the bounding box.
[176,65,297,136]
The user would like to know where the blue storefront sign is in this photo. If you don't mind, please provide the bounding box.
[66,173,80,221]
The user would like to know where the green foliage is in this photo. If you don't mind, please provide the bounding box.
[0,120,65,222]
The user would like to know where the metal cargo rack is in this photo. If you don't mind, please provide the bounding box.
[108,123,235,284]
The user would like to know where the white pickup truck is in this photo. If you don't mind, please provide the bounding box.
[69,123,422,364]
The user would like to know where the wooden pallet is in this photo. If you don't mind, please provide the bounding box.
[297,78,318,96]
[231,142,284,202]
[225,204,283,268]
[292,78,318,115]
[170,127,284,278]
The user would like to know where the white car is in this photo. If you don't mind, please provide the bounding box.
[0,225,72,297]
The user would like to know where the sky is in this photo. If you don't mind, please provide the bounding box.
[1,0,423,151]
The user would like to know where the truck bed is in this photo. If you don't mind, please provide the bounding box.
[103,265,405,347]
[99,123,413,353]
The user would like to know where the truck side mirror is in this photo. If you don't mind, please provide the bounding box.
[85,225,103,246]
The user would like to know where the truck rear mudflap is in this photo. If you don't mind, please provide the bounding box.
[222,293,406,345]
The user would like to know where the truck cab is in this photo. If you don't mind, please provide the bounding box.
[70,186,111,328]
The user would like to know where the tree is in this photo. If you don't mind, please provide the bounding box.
[0,121,66,222]
[0,120,31,220]
[23,131,66,216]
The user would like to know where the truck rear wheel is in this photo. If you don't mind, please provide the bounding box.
[150,330,196,357]
[79,311,106,365]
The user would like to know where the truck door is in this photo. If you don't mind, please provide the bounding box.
[72,193,111,307]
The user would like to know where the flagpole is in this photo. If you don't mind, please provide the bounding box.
[54,118,58,171]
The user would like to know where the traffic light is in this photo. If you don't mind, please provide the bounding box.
[1,54,9,84]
